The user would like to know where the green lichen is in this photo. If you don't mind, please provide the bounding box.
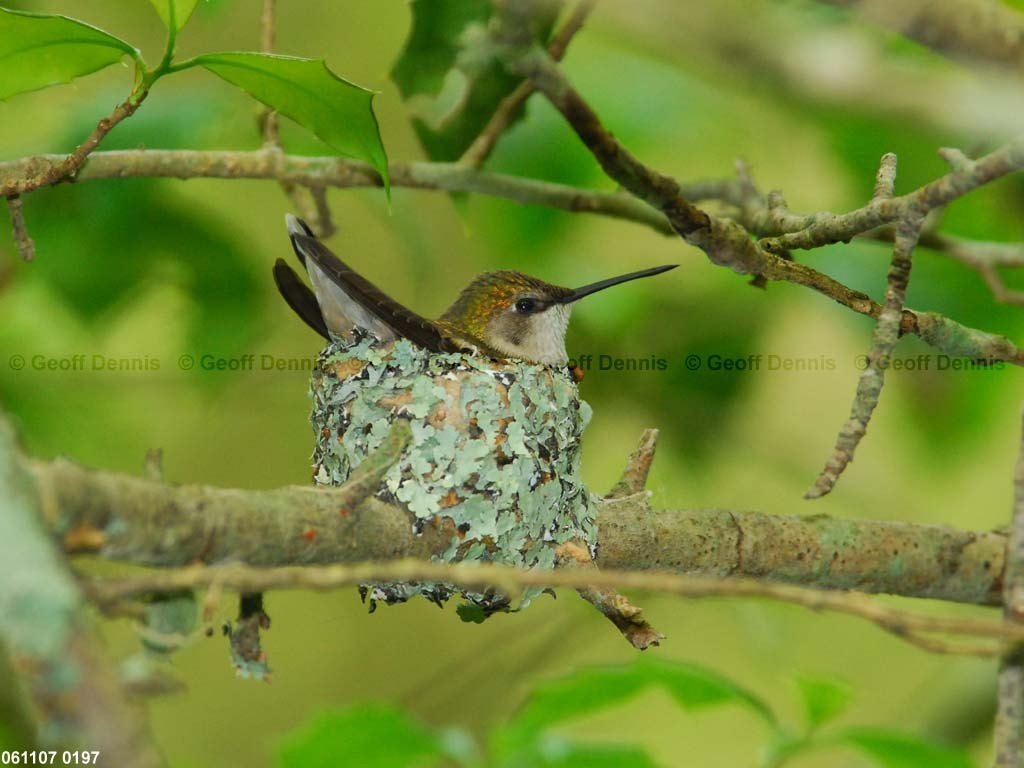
[310,335,595,615]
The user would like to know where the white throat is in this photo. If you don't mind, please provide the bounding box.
[491,304,573,365]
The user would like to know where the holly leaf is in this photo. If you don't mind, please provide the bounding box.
[391,0,487,98]
[492,658,779,762]
[833,729,974,768]
[146,0,201,33]
[390,0,561,161]
[796,677,852,732]
[191,52,389,192]
[277,705,443,768]
[0,7,139,100]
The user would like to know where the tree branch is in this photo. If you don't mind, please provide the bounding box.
[816,0,1024,73]
[606,428,659,499]
[0,420,157,763]
[259,0,279,148]
[1,146,1022,366]
[11,96,147,197]
[487,8,1024,367]
[0,150,671,232]
[82,557,1024,658]
[255,0,336,239]
[806,199,926,499]
[5,195,34,261]
[758,138,1024,253]
[26,450,1008,606]
[996,411,1024,766]
[460,0,597,168]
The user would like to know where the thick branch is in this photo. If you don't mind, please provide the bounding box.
[27,455,1007,606]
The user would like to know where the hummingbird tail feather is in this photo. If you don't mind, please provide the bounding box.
[285,214,315,266]
[289,229,458,353]
[273,259,330,339]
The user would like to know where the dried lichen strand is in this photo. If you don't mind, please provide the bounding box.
[309,335,595,615]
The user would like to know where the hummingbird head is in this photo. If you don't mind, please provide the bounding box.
[439,265,677,365]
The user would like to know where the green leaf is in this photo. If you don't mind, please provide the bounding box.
[147,0,201,33]
[389,0,561,161]
[531,742,662,768]
[0,7,139,100]
[796,677,851,732]
[833,729,974,768]
[190,52,389,192]
[277,704,443,768]
[492,658,778,761]
[391,0,487,98]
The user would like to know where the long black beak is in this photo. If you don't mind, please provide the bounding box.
[560,264,678,304]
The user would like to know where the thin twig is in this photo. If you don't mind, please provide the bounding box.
[84,558,1024,657]
[256,0,335,238]
[806,200,926,499]
[308,185,336,238]
[259,0,280,148]
[5,195,35,261]
[460,0,597,168]
[758,140,1024,253]
[995,410,1024,766]
[142,448,163,482]
[923,229,1024,306]
[871,228,1024,267]
[504,41,711,238]
[10,96,147,197]
[556,541,665,650]
[978,265,1024,306]
[872,152,898,200]
[606,428,659,499]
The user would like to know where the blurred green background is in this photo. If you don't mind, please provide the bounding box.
[1,0,1023,765]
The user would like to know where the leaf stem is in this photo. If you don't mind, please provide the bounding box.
[138,4,180,92]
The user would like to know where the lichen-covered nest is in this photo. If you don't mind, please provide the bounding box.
[309,335,596,616]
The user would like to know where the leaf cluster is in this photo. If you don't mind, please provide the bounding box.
[278,658,974,768]
[0,2,389,189]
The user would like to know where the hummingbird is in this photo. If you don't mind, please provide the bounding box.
[274,215,677,366]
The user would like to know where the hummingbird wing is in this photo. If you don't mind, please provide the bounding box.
[273,259,330,339]
[283,215,458,352]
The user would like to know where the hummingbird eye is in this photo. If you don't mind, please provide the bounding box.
[514,298,538,314]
